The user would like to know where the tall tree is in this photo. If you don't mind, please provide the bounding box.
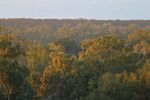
[0,32,33,100]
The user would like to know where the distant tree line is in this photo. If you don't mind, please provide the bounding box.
[1,19,150,45]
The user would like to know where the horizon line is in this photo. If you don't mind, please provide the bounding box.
[1,18,150,21]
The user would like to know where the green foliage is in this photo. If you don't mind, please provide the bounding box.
[30,71,42,98]
[39,44,98,100]
[79,36,125,71]
[104,53,142,73]
[0,32,34,100]
[27,44,51,73]
[87,63,150,100]
[54,36,81,56]
[1,20,150,100]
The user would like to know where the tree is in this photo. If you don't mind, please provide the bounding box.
[79,36,125,72]
[0,32,34,100]
[39,43,98,100]
[27,44,50,73]
[88,60,150,100]
[104,53,142,73]
[54,36,81,56]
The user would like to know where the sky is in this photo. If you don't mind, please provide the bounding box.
[0,0,150,20]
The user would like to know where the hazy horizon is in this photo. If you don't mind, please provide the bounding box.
[1,0,150,20]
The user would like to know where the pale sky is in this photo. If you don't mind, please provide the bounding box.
[0,0,150,20]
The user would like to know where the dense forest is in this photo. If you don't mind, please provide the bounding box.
[0,19,150,100]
